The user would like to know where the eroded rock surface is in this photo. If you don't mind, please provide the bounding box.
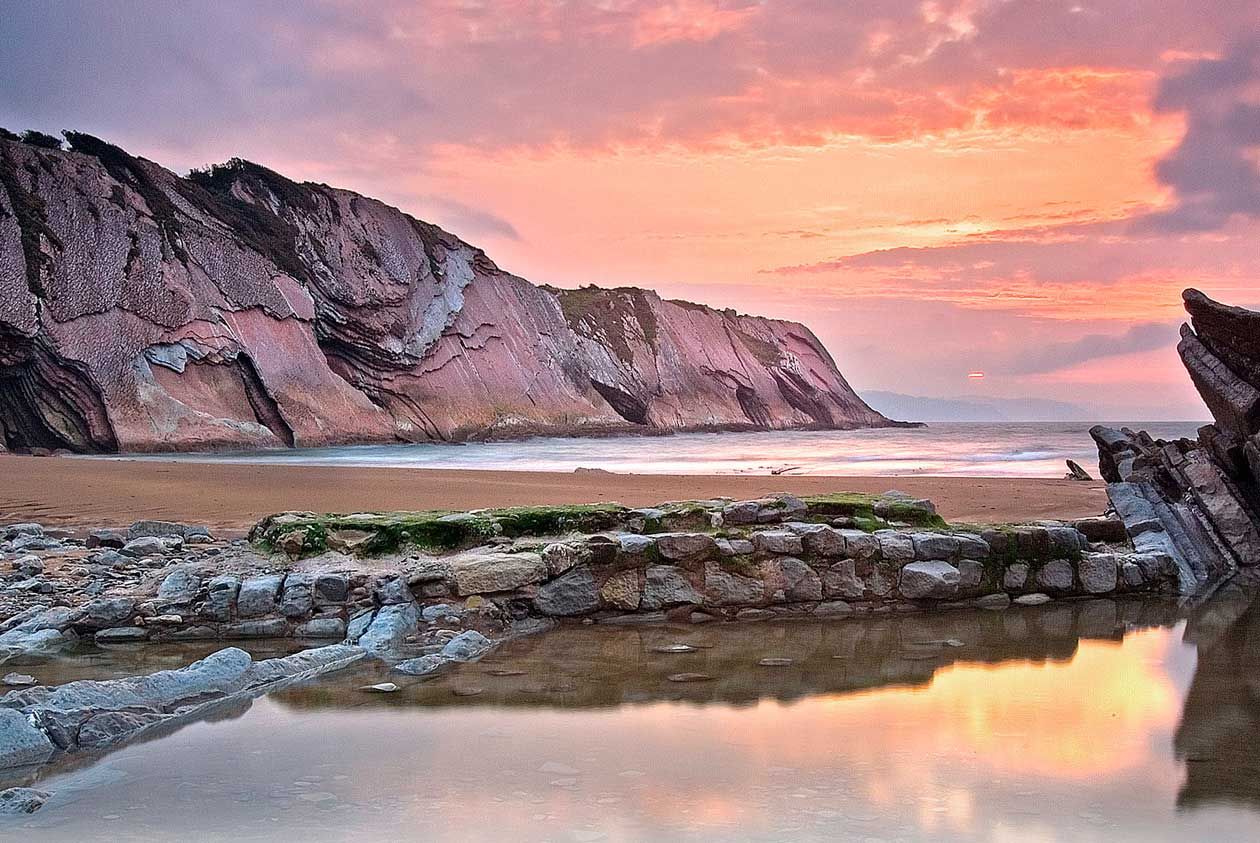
[0,132,901,453]
[1092,290,1260,591]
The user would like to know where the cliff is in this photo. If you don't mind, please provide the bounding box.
[1092,290,1260,592]
[0,131,899,453]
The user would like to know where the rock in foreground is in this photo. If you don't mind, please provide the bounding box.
[1092,290,1260,591]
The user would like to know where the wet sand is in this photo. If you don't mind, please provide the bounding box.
[0,454,1108,536]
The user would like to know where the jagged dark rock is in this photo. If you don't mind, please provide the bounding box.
[0,131,907,453]
[1092,289,1260,592]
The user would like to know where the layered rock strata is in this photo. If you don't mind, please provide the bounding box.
[1092,290,1260,591]
[0,131,899,453]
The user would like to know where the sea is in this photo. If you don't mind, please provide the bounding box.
[125,421,1206,478]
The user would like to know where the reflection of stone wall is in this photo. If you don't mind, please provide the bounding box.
[270,598,1184,711]
[1175,574,1260,811]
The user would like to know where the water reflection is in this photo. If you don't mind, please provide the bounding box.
[9,592,1260,841]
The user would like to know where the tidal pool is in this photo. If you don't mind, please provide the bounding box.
[6,590,1260,842]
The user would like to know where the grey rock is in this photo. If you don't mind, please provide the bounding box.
[448,552,547,595]
[974,593,1011,610]
[735,608,774,621]
[875,531,915,565]
[13,555,43,576]
[715,538,755,557]
[120,536,165,558]
[86,529,126,549]
[778,557,823,601]
[236,575,284,617]
[9,578,53,594]
[373,575,412,606]
[899,560,961,600]
[78,710,169,748]
[1036,559,1075,592]
[295,617,347,639]
[640,566,703,609]
[814,600,853,616]
[958,559,985,590]
[277,573,315,618]
[800,526,846,557]
[1014,593,1053,606]
[617,534,656,556]
[344,609,375,644]
[955,534,991,559]
[127,520,196,539]
[703,561,764,606]
[357,603,420,656]
[421,603,457,621]
[837,529,881,560]
[912,533,959,561]
[314,574,349,604]
[752,530,803,555]
[654,533,717,561]
[9,535,59,552]
[2,673,36,687]
[203,575,240,621]
[95,626,149,644]
[0,787,51,814]
[599,569,641,610]
[534,567,600,616]
[1078,554,1118,594]
[0,709,55,769]
[221,618,288,638]
[157,565,201,603]
[1046,526,1087,557]
[541,541,592,576]
[1120,561,1146,588]
[1003,563,1029,591]
[79,597,137,630]
[1072,516,1127,544]
[394,654,449,676]
[442,630,493,661]
[3,523,43,539]
[822,559,864,599]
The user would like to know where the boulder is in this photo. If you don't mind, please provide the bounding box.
[356,603,420,656]
[278,573,315,617]
[448,552,547,595]
[86,529,127,549]
[1036,560,1075,592]
[78,597,137,630]
[752,531,803,555]
[800,526,846,558]
[703,561,764,606]
[157,565,201,603]
[203,575,240,621]
[236,574,284,617]
[314,574,350,604]
[441,630,493,661]
[95,627,149,644]
[1078,555,1118,594]
[534,567,601,616]
[837,529,881,560]
[295,617,347,639]
[599,570,641,611]
[541,542,592,576]
[1072,516,1127,544]
[911,533,960,561]
[822,559,864,600]
[778,557,823,601]
[120,536,165,558]
[372,575,411,606]
[654,533,717,562]
[640,566,703,609]
[0,709,55,769]
[898,561,961,600]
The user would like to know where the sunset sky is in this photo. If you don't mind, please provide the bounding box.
[5,1,1260,419]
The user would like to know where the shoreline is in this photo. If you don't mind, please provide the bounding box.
[0,454,1108,535]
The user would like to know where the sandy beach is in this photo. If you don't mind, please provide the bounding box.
[0,454,1107,535]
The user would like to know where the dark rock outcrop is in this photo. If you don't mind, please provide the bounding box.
[0,131,901,453]
[1092,290,1260,591]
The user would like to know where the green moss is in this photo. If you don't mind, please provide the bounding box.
[253,503,631,557]
[800,493,945,529]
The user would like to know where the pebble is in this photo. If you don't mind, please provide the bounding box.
[1,672,36,687]
[359,683,399,693]
[667,673,715,683]
[650,644,697,654]
[758,658,793,667]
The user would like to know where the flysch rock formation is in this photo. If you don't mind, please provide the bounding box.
[0,130,904,453]
[1092,290,1260,592]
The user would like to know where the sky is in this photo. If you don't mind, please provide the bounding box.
[4,1,1260,420]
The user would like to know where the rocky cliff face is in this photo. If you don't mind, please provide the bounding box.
[0,132,898,453]
[1092,290,1260,592]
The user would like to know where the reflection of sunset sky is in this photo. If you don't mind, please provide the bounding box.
[30,620,1257,842]
[7,2,1260,417]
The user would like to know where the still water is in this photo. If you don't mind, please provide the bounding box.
[8,586,1260,841]
[102,422,1205,478]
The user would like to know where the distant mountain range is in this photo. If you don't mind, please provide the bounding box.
[861,391,1094,422]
